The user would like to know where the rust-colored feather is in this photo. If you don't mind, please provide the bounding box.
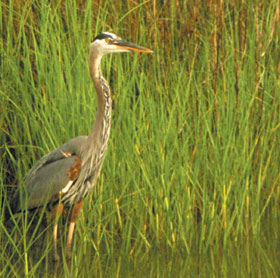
[68,156,81,181]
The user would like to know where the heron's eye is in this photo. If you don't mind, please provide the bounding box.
[105,38,111,44]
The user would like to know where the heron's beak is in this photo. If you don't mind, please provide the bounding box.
[113,39,153,53]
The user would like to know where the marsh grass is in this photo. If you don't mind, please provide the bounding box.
[0,0,279,276]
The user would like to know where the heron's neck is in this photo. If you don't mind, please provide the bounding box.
[88,51,112,149]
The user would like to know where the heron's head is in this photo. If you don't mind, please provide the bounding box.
[90,32,153,56]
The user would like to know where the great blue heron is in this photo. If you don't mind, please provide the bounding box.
[7,32,152,261]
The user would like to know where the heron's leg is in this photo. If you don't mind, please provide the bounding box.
[66,199,84,260]
[52,202,64,261]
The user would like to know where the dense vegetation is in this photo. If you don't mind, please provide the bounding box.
[0,0,279,276]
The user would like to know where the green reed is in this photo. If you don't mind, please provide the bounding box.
[0,0,279,276]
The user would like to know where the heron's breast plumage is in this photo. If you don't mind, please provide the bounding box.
[61,76,112,206]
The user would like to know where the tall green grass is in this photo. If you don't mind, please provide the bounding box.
[1,0,279,276]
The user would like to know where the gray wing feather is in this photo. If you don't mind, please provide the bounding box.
[24,136,86,184]
[13,136,87,211]
[19,156,76,210]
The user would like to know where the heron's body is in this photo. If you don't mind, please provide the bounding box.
[12,69,112,211]
[8,32,152,260]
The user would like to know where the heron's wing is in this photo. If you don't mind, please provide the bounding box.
[19,155,81,210]
[24,136,87,184]
[12,136,87,211]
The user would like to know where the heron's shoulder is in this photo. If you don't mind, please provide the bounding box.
[63,136,88,146]
[24,136,88,182]
[41,136,87,161]
[60,136,88,154]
